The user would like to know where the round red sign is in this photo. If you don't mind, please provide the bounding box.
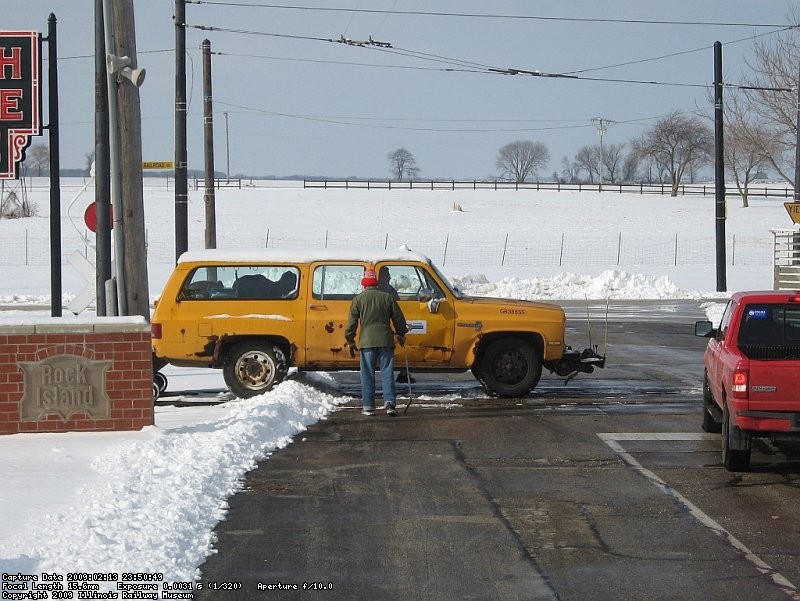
[83,202,113,233]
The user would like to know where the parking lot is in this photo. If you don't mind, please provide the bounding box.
[188,301,800,600]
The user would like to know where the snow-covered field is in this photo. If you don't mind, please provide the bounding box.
[0,178,788,305]
[0,178,794,588]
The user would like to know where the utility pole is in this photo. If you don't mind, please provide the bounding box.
[102,0,126,315]
[94,0,111,316]
[111,0,150,318]
[713,41,727,292]
[174,0,188,262]
[202,39,216,249]
[592,117,609,191]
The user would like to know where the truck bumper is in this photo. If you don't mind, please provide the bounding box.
[544,347,605,378]
[736,410,800,433]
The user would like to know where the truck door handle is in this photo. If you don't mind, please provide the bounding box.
[309,304,328,310]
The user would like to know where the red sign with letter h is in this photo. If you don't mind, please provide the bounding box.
[0,31,40,179]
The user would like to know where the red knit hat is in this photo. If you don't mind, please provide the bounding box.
[361,269,378,287]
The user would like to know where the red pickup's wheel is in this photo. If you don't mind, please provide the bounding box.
[722,403,751,472]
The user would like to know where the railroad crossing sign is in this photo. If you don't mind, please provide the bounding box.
[784,202,800,225]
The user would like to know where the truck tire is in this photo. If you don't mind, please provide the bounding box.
[224,341,287,399]
[476,338,541,398]
[702,373,722,433]
[154,371,168,394]
[722,403,751,472]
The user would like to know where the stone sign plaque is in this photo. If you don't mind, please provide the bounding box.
[18,354,112,421]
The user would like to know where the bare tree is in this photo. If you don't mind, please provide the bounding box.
[85,150,96,176]
[632,111,713,196]
[739,16,800,185]
[24,143,49,176]
[721,93,774,207]
[574,145,599,183]
[496,140,549,183]
[560,156,579,183]
[621,149,641,183]
[602,143,625,183]
[387,148,420,180]
[572,143,624,183]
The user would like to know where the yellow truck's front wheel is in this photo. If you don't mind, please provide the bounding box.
[224,341,287,398]
[475,337,541,398]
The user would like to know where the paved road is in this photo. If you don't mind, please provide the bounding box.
[189,300,800,600]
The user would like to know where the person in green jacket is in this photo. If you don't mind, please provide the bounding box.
[379,266,416,385]
[345,269,408,416]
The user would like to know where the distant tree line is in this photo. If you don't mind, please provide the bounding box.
[385,17,799,202]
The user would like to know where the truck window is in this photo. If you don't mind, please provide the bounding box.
[737,304,800,359]
[378,264,445,300]
[716,300,734,342]
[179,265,299,300]
[738,305,782,346]
[312,265,363,300]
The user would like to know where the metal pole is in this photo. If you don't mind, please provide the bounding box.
[94,0,111,316]
[794,62,800,202]
[202,39,216,249]
[174,0,188,262]
[47,14,62,317]
[102,0,127,315]
[714,41,727,292]
[224,111,230,184]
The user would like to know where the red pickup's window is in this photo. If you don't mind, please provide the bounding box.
[737,304,800,360]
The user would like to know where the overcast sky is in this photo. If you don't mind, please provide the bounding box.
[7,1,797,179]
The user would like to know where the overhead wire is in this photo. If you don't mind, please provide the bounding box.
[186,2,790,29]
[565,26,793,75]
[187,21,794,91]
[213,100,599,132]
[212,100,704,135]
[184,4,797,135]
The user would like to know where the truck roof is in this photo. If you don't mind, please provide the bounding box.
[177,246,433,266]
[731,290,800,303]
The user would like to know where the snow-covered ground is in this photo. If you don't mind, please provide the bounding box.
[0,179,792,588]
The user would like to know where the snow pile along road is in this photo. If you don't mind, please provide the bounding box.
[2,381,346,584]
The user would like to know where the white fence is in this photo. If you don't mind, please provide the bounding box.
[0,228,772,270]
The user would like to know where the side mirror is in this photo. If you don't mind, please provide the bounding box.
[418,287,434,302]
[694,320,716,338]
[427,298,441,314]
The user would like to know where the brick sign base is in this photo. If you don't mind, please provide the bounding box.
[0,317,153,434]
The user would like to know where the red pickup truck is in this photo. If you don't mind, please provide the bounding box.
[695,291,800,471]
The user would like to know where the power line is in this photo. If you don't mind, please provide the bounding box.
[211,50,483,73]
[211,100,700,135]
[565,27,792,75]
[190,24,795,91]
[213,101,603,133]
[187,2,791,28]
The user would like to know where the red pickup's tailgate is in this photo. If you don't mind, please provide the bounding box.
[748,360,800,410]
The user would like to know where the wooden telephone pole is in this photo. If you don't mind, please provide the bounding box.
[107,0,150,319]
